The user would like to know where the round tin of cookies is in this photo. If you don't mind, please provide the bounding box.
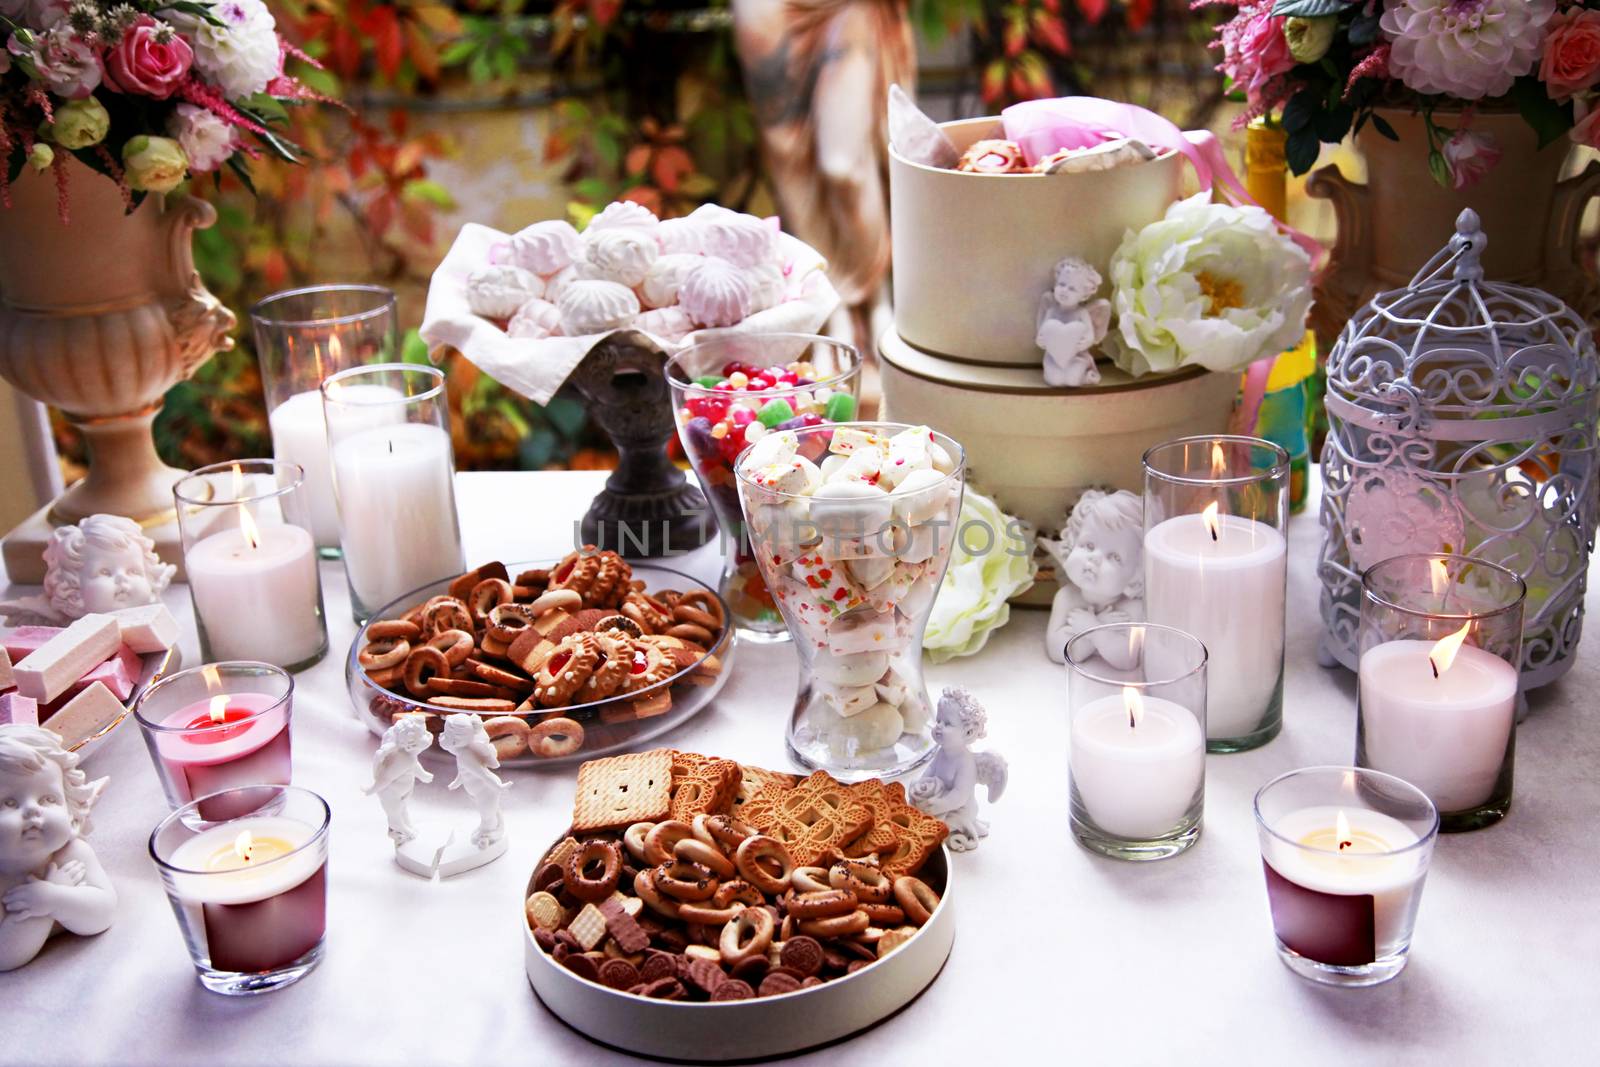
[522,839,955,1060]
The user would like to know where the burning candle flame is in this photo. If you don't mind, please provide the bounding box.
[1210,441,1227,478]
[1126,625,1145,664]
[1428,621,1472,679]
[233,830,254,863]
[1122,686,1143,729]
[208,694,229,725]
[1335,810,1353,851]
[237,504,261,550]
[1429,558,1450,599]
[1202,501,1221,542]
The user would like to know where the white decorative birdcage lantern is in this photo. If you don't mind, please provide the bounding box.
[1319,209,1600,692]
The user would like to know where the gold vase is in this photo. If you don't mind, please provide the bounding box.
[0,159,234,581]
[1309,107,1600,341]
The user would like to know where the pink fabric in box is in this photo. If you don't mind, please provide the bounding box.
[66,644,141,702]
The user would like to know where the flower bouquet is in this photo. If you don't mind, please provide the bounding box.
[0,0,320,213]
[1201,0,1599,188]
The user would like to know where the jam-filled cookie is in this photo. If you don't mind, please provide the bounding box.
[534,633,602,707]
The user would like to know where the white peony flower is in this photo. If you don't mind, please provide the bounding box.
[1380,0,1556,100]
[1106,193,1311,377]
[170,0,281,100]
[167,102,234,172]
[924,487,1036,662]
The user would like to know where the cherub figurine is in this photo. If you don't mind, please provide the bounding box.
[0,515,175,626]
[364,716,435,847]
[911,688,1007,851]
[0,725,116,971]
[1036,257,1112,388]
[440,715,512,851]
[1039,489,1145,668]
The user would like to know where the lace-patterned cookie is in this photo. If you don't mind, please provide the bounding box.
[744,771,873,868]
[666,751,742,821]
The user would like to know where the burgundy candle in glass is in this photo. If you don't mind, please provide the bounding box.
[136,663,294,822]
[150,785,330,995]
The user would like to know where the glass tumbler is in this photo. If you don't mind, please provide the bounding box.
[667,334,863,640]
[173,459,327,670]
[1357,553,1525,832]
[1255,766,1439,987]
[1143,435,1290,752]
[322,363,465,621]
[251,285,399,554]
[736,422,964,780]
[1065,623,1207,860]
[150,784,331,995]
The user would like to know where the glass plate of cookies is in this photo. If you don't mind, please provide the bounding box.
[345,552,735,766]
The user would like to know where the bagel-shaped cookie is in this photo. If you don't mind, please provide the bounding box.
[787,888,858,919]
[427,628,476,667]
[796,910,870,939]
[718,906,775,965]
[359,636,410,671]
[368,619,421,642]
[892,875,940,926]
[483,716,530,760]
[644,820,695,866]
[673,837,736,880]
[486,603,535,643]
[421,596,473,636]
[654,859,717,902]
[633,867,682,919]
[672,591,725,631]
[469,577,514,621]
[734,835,793,895]
[565,839,623,902]
[403,645,450,697]
[829,859,894,904]
[527,716,584,758]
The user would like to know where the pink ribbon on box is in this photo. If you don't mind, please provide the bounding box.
[1004,97,1321,433]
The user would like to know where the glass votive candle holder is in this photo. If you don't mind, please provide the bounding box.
[1357,553,1525,832]
[1254,766,1439,987]
[1143,435,1289,753]
[252,284,400,555]
[134,662,294,822]
[149,784,330,995]
[1065,623,1207,860]
[321,363,465,621]
[173,459,327,670]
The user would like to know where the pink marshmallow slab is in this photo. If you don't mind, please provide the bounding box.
[41,681,122,748]
[3,625,64,662]
[0,646,11,690]
[66,644,140,702]
[0,691,38,726]
[15,615,121,704]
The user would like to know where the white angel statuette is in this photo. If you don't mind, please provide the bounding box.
[1036,257,1111,388]
[440,714,513,856]
[0,515,175,626]
[364,715,435,847]
[1039,489,1145,668]
[0,725,116,971]
[910,688,1007,852]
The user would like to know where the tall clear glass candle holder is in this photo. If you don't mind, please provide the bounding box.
[667,334,863,641]
[322,363,465,621]
[1254,766,1439,987]
[1143,435,1289,753]
[1357,553,1525,832]
[150,784,331,996]
[1065,623,1207,861]
[735,422,964,781]
[173,459,327,671]
[251,285,399,555]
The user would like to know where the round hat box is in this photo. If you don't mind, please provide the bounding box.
[888,116,1184,367]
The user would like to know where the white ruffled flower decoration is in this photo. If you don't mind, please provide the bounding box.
[924,487,1036,662]
[167,103,233,173]
[170,0,282,100]
[1380,0,1555,100]
[1105,193,1311,377]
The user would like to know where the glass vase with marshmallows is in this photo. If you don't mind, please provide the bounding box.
[736,422,965,781]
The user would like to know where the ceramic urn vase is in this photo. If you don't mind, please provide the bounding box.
[0,161,234,580]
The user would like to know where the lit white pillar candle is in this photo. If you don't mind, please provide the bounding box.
[1070,687,1205,839]
[1145,503,1287,740]
[331,421,464,613]
[269,385,402,548]
[1358,624,1518,812]
[186,506,322,667]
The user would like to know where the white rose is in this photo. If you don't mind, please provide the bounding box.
[170,0,281,100]
[167,103,234,172]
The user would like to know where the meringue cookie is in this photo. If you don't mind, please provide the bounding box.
[678,257,752,327]
[634,305,695,343]
[689,203,739,223]
[466,264,544,320]
[543,263,580,303]
[702,212,778,269]
[640,253,705,309]
[583,227,660,288]
[508,219,582,275]
[507,297,562,340]
[657,217,708,256]
[557,278,640,336]
[586,200,659,234]
[745,262,786,313]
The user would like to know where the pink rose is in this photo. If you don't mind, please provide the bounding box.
[1217,5,1297,110]
[1542,9,1600,102]
[103,15,192,99]
[1441,128,1502,191]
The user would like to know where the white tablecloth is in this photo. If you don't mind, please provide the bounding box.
[4,470,1596,1066]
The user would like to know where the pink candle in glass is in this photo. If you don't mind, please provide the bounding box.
[155,694,292,822]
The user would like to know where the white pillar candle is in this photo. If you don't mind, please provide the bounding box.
[166,816,327,973]
[1070,689,1204,839]
[186,511,322,667]
[1145,510,1286,740]
[1261,806,1426,964]
[269,385,403,548]
[331,421,464,612]
[1358,636,1517,812]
